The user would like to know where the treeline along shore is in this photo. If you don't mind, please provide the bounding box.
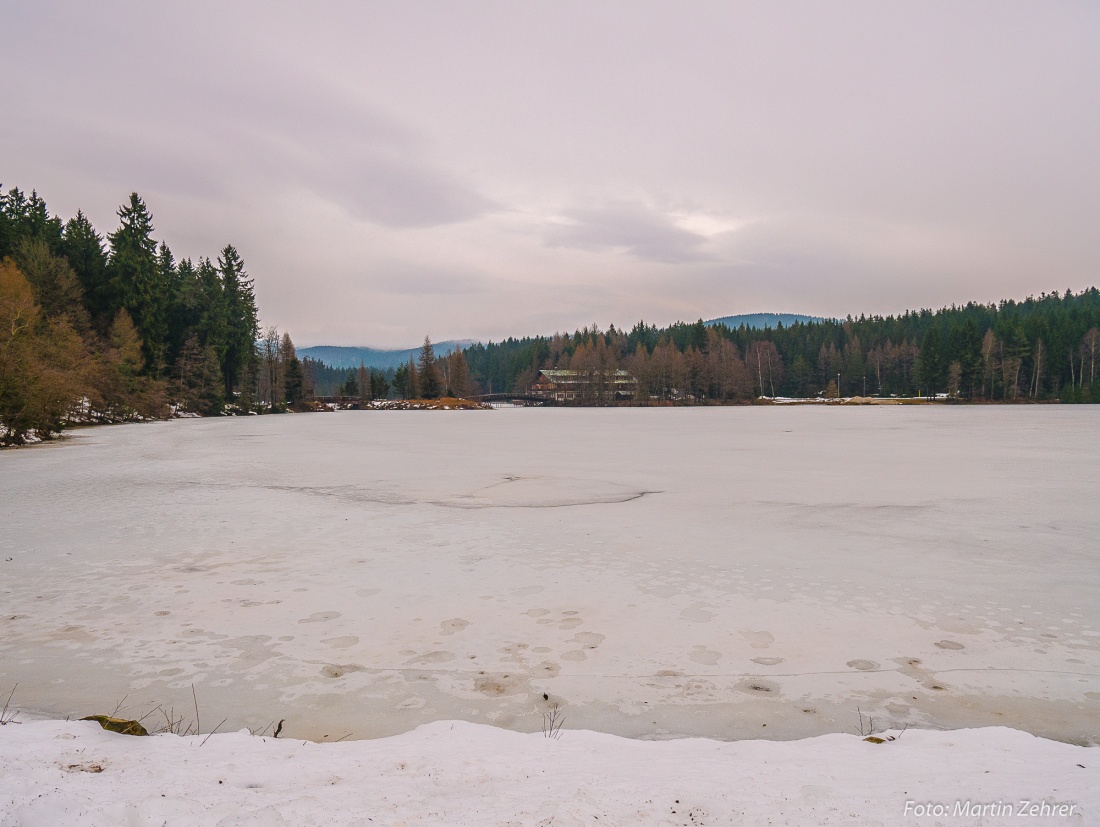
[3,184,1099,445]
[461,293,1100,404]
[312,291,1100,405]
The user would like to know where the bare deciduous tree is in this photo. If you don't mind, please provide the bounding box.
[1030,338,1044,398]
[947,360,963,398]
[706,333,752,400]
[980,329,999,399]
[258,325,284,407]
[1082,328,1100,387]
[446,349,473,398]
[357,362,370,403]
[747,340,784,398]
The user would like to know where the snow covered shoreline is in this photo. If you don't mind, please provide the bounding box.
[1,718,1095,826]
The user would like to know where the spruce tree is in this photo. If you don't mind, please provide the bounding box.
[108,193,167,373]
[218,244,258,400]
[61,211,110,331]
[342,370,359,397]
[196,258,228,364]
[0,189,64,256]
[0,188,21,259]
[417,336,441,398]
[24,191,64,252]
[166,257,199,364]
[369,368,390,400]
[284,354,304,407]
[407,356,420,399]
[173,333,224,414]
[235,348,259,412]
[357,362,370,402]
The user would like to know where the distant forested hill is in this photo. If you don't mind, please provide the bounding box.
[705,313,823,329]
[299,341,473,370]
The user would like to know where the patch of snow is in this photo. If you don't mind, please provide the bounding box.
[0,720,1095,826]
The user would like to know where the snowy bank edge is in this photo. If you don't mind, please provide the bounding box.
[1,719,1097,826]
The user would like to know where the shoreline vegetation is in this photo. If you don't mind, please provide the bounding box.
[351,396,490,411]
[3,183,1099,446]
[0,186,268,446]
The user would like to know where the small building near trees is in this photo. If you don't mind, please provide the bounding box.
[530,369,638,403]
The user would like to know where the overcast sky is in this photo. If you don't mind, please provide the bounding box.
[3,2,1098,347]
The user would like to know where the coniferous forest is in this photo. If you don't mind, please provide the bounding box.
[463,291,1100,403]
[0,186,305,445]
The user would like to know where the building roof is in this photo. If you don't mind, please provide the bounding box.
[539,369,634,379]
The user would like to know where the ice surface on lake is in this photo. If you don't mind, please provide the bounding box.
[1,407,1098,743]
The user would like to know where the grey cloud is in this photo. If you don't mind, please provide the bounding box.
[369,264,488,297]
[5,33,496,231]
[218,73,498,227]
[316,153,496,229]
[545,204,713,264]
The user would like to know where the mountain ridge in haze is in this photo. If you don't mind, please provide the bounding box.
[303,314,824,368]
[704,312,823,329]
[299,341,474,370]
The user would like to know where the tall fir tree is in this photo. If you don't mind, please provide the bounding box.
[61,211,110,332]
[407,356,420,399]
[341,369,359,397]
[196,257,228,363]
[218,244,258,399]
[0,188,20,259]
[417,336,441,398]
[369,368,390,400]
[393,363,410,398]
[1,188,64,260]
[174,333,225,414]
[107,193,167,373]
[156,242,179,361]
[356,361,370,402]
[167,257,200,364]
[282,332,304,406]
[24,190,64,252]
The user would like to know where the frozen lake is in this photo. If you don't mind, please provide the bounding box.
[2,407,1099,744]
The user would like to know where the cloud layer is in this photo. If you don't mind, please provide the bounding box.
[2,1,1098,346]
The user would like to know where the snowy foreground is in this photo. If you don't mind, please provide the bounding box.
[1,718,1096,826]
